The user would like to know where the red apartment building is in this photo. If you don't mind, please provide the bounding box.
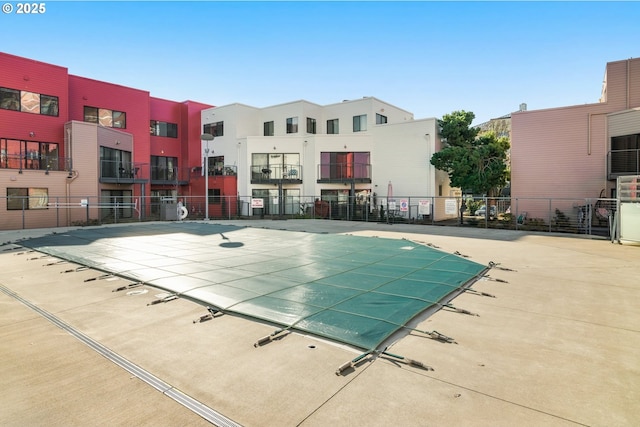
[0,52,235,230]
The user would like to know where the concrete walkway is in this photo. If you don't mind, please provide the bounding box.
[1,220,638,427]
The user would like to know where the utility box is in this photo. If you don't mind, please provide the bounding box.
[615,175,640,243]
[160,197,178,221]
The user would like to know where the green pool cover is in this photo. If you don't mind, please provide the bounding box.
[20,223,487,350]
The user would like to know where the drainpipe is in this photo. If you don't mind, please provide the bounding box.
[627,59,630,110]
[65,170,79,226]
[588,113,592,155]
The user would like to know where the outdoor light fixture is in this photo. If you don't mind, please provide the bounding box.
[200,133,214,220]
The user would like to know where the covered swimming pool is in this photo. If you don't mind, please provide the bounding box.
[20,222,488,351]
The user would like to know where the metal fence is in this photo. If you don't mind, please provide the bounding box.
[0,194,617,237]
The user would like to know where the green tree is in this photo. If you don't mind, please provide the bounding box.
[430,110,510,196]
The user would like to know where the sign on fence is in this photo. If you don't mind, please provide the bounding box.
[418,199,431,215]
[445,199,457,215]
[251,198,264,208]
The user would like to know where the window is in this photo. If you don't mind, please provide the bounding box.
[0,138,59,171]
[320,151,371,180]
[252,152,300,180]
[150,120,178,138]
[611,133,640,175]
[209,188,222,205]
[112,110,126,128]
[321,189,349,203]
[151,156,178,181]
[84,106,98,123]
[353,114,367,132]
[100,147,132,178]
[306,117,316,134]
[40,95,59,116]
[264,121,274,136]
[0,88,20,111]
[0,87,58,116]
[203,121,223,137]
[286,117,298,134]
[208,155,225,175]
[327,119,339,134]
[84,106,126,128]
[252,188,300,215]
[7,187,48,210]
[376,113,388,124]
[100,190,133,219]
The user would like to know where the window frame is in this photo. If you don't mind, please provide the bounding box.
[286,117,298,134]
[353,114,367,132]
[151,155,178,181]
[7,187,49,210]
[0,87,59,117]
[40,94,59,116]
[84,106,126,128]
[376,113,388,124]
[306,117,316,134]
[203,121,224,137]
[327,118,339,134]
[209,188,222,205]
[150,120,178,138]
[0,87,20,111]
[264,121,274,136]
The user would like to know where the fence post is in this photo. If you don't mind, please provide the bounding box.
[549,198,552,233]
[22,197,26,229]
[587,198,592,235]
[484,195,488,229]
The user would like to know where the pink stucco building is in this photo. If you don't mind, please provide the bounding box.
[511,57,640,219]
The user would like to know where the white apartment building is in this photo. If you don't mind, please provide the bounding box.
[201,97,453,220]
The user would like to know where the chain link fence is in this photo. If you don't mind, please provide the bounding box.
[1,194,617,237]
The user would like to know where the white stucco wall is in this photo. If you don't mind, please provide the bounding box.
[201,97,442,217]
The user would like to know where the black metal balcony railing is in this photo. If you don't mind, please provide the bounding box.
[206,164,237,177]
[100,159,147,183]
[317,162,371,183]
[1,153,70,172]
[251,164,302,184]
[151,165,188,184]
[608,149,640,179]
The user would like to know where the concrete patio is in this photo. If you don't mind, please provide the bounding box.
[1,220,638,427]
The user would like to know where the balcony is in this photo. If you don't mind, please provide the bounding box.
[192,165,238,178]
[100,159,147,184]
[151,165,195,186]
[317,162,371,184]
[251,164,302,184]
[608,149,640,180]
[1,153,70,174]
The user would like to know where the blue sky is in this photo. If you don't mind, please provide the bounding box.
[1,1,638,124]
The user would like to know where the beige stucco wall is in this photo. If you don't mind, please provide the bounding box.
[510,58,640,219]
[0,170,70,230]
